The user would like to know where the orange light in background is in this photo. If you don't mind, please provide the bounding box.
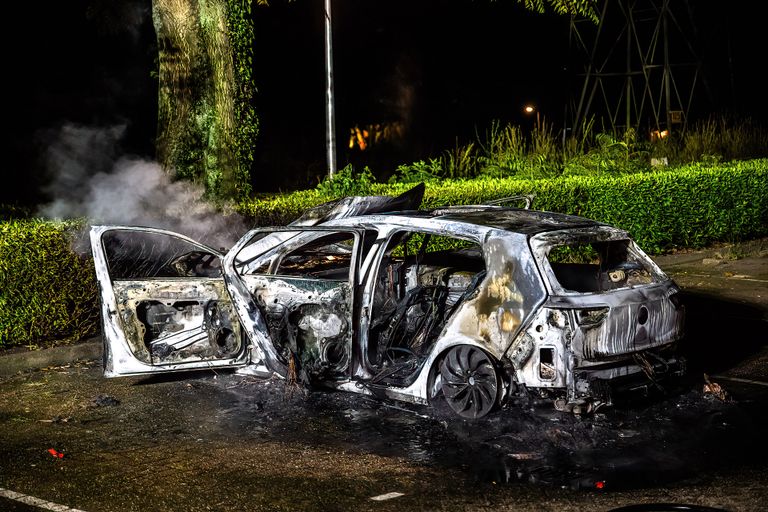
[349,126,369,150]
[524,105,535,114]
[348,122,405,151]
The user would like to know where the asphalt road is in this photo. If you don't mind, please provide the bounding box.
[1,244,766,512]
[0,497,43,512]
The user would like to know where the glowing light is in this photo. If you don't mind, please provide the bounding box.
[595,480,605,490]
[348,122,405,151]
[524,105,536,114]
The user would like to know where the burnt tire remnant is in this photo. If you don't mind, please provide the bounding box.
[440,345,499,419]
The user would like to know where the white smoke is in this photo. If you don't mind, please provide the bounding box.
[38,124,248,251]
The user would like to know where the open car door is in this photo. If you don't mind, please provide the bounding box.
[91,226,250,376]
[222,227,366,383]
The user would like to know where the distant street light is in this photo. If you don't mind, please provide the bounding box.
[523,104,540,127]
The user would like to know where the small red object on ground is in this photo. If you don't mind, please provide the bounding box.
[47,448,64,459]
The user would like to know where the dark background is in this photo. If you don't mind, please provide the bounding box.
[5,0,766,205]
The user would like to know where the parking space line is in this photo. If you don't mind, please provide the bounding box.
[370,491,405,501]
[0,488,87,512]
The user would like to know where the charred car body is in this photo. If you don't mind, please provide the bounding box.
[91,186,685,418]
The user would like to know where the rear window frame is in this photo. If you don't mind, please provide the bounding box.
[529,227,668,296]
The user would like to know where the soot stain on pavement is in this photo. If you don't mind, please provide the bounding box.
[191,373,768,491]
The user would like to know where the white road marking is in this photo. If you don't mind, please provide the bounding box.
[369,491,405,502]
[0,487,87,512]
[712,375,768,388]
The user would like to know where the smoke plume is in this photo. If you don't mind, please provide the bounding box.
[38,124,247,251]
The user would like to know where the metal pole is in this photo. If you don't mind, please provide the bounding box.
[662,0,672,135]
[324,0,337,178]
[625,3,632,132]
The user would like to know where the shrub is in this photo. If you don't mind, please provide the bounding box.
[383,117,767,183]
[315,164,376,197]
[389,159,442,184]
[240,159,768,254]
[2,160,765,348]
[563,131,650,176]
[0,220,98,348]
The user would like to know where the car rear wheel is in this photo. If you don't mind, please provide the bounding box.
[440,345,499,419]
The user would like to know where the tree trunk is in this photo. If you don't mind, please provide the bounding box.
[152,0,241,199]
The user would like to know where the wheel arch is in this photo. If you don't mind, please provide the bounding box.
[424,336,507,405]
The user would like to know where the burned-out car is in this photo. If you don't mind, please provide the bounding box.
[91,185,685,418]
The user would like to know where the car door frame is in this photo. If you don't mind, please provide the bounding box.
[91,225,251,377]
[222,225,366,380]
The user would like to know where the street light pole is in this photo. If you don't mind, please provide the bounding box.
[324,0,337,178]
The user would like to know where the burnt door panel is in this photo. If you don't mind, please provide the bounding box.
[91,226,249,377]
[225,227,364,382]
[244,276,352,380]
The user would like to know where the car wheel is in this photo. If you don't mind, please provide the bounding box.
[440,345,499,419]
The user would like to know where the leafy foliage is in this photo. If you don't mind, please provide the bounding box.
[226,0,258,199]
[316,165,377,197]
[0,220,98,348]
[388,116,767,183]
[389,159,442,184]
[516,0,598,21]
[563,130,650,175]
[241,159,768,254]
[3,160,765,348]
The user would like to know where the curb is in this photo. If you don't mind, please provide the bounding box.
[0,338,102,377]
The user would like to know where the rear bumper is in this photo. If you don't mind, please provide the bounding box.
[575,350,686,403]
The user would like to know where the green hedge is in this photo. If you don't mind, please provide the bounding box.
[239,160,768,254]
[0,220,98,348]
[1,160,765,348]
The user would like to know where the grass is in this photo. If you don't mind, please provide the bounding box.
[390,116,768,182]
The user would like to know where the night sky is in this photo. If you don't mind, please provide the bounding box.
[4,0,766,205]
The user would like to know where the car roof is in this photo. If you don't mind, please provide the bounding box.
[329,206,604,236]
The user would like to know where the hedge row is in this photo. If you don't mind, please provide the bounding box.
[0,220,98,348]
[1,160,765,347]
[239,160,768,254]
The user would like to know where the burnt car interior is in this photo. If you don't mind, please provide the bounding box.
[102,231,242,365]
[234,228,487,386]
[367,231,486,385]
[271,233,355,278]
[546,239,658,293]
[103,231,222,280]
[236,231,362,382]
